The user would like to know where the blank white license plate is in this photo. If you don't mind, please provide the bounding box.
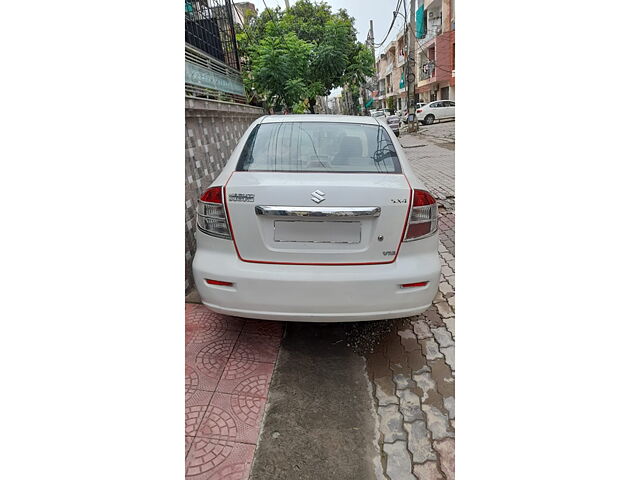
[274,220,361,244]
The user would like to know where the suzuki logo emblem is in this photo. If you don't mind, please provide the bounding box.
[311,190,326,204]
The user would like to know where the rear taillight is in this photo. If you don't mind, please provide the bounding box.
[416,109,423,113]
[404,189,438,241]
[197,186,231,239]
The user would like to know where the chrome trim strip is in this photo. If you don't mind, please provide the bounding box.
[255,206,381,218]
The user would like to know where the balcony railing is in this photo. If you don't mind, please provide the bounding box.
[185,0,246,102]
[419,62,436,81]
[185,0,239,69]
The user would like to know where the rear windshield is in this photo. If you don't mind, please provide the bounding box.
[236,122,402,173]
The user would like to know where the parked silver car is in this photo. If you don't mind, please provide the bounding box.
[385,114,400,137]
[373,111,400,136]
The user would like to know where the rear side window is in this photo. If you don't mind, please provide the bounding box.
[236,122,402,174]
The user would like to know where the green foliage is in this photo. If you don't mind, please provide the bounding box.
[386,97,395,113]
[237,1,374,110]
[292,100,308,114]
[344,44,375,86]
[281,0,333,43]
[248,32,312,110]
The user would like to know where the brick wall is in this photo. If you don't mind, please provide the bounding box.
[435,31,455,85]
[185,98,264,292]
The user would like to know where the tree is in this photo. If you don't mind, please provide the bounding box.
[248,30,312,111]
[237,1,374,112]
[386,97,395,114]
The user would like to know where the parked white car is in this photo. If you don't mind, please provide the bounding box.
[402,103,427,123]
[193,115,441,322]
[416,100,455,125]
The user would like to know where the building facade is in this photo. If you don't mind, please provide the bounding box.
[415,0,455,102]
[373,0,455,112]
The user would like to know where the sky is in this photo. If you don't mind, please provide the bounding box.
[256,0,403,97]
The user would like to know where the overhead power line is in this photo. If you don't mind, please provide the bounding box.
[373,0,404,48]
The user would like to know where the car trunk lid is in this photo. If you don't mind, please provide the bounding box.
[225,172,411,264]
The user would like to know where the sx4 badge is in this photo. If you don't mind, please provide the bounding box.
[383,250,396,256]
[228,193,255,203]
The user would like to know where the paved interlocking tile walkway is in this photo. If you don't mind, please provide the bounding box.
[185,304,283,480]
[365,122,455,480]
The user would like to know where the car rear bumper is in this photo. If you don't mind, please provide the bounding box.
[200,302,431,322]
[192,231,441,322]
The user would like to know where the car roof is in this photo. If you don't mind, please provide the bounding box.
[260,114,381,125]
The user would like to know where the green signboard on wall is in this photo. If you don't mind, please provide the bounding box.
[185,61,245,96]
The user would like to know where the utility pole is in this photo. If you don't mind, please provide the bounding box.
[284,0,290,9]
[363,20,375,116]
[406,0,418,132]
[369,20,375,60]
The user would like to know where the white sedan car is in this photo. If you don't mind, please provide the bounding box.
[370,109,393,118]
[416,100,455,125]
[402,103,427,123]
[193,115,441,322]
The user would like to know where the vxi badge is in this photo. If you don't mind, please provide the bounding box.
[228,193,255,203]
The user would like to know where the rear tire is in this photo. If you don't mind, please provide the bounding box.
[425,115,435,125]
